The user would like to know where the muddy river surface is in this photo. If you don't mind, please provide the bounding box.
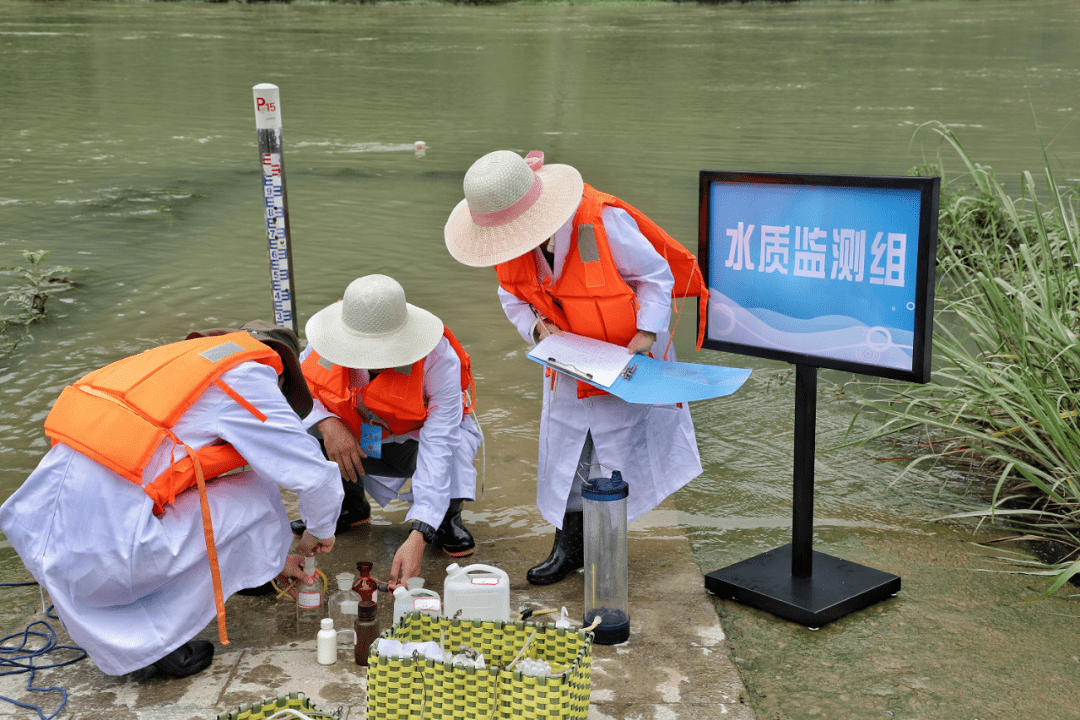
[2,1,1079,718]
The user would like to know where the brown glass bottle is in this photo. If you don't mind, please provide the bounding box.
[354,600,380,666]
[353,561,378,603]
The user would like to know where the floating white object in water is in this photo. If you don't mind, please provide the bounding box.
[415,140,427,157]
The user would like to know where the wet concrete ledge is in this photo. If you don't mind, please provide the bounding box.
[0,498,754,719]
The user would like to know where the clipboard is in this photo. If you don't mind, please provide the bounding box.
[527,333,751,405]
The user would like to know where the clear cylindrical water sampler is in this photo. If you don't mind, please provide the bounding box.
[583,469,630,644]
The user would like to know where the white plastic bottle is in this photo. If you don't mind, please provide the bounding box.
[296,553,324,625]
[443,563,510,623]
[317,618,337,665]
[392,577,442,625]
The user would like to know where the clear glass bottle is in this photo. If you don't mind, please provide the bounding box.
[354,600,380,667]
[328,572,360,645]
[295,552,324,626]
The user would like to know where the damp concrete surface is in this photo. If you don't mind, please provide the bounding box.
[0,494,753,720]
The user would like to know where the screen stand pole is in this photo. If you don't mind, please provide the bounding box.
[791,363,815,578]
[704,363,901,628]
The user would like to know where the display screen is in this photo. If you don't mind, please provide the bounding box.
[698,171,939,382]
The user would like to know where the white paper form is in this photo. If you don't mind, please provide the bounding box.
[527,332,633,388]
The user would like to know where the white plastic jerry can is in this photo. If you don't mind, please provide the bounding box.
[392,578,442,625]
[442,563,510,623]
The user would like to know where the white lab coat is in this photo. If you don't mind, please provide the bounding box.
[301,336,481,530]
[0,361,344,676]
[499,203,703,528]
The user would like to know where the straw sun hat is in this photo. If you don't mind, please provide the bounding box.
[444,150,584,268]
[305,275,444,370]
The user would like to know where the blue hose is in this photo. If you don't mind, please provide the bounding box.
[0,582,87,720]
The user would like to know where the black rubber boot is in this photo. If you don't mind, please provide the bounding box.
[235,581,275,597]
[291,490,371,537]
[434,498,475,557]
[526,510,584,585]
[151,640,214,678]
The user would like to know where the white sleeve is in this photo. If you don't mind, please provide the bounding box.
[602,205,674,334]
[403,339,461,528]
[499,284,544,345]
[210,362,344,539]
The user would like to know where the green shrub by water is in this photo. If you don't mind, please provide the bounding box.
[855,121,1080,596]
[0,249,74,355]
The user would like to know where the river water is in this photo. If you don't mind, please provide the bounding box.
[2,1,1079,715]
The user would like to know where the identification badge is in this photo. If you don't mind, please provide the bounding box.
[360,422,382,459]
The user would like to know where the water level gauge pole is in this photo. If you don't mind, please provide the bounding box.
[253,83,298,334]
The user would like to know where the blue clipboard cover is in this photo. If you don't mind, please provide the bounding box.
[527,333,751,405]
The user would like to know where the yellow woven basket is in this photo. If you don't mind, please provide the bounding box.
[365,613,593,720]
[216,692,337,720]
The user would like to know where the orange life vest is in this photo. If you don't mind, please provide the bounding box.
[302,326,476,439]
[496,183,709,395]
[43,331,285,646]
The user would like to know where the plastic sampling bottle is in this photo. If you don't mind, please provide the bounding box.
[328,572,360,644]
[296,553,324,625]
[583,470,630,644]
[392,577,442,625]
[317,618,337,665]
[354,600,380,666]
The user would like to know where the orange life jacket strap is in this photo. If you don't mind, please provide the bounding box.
[442,326,477,416]
[186,443,229,645]
[212,378,268,423]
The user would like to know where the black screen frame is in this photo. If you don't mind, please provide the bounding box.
[697,170,940,383]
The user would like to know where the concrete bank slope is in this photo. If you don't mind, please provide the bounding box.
[0,498,753,720]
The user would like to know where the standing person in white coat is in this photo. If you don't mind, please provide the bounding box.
[444,150,707,585]
[0,322,344,678]
[290,274,482,590]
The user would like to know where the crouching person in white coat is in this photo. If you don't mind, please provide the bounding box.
[291,275,482,591]
[0,321,344,678]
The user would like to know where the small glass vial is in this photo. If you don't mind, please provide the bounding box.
[328,572,360,645]
[317,618,337,665]
[296,553,324,626]
[583,470,630,644]
[354,600,380,667]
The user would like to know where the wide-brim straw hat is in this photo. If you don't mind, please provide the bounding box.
[444,150,584,268]
[305,274,444,370]
[185,320,313,419]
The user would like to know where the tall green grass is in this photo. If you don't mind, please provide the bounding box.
[856,121,1080,596]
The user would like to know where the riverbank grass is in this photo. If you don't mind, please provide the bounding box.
[854,121,1080,595]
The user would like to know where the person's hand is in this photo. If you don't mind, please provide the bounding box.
[296,529,335,555]
[387,530,427,590]
[275,553,315,600]
[319,416,365,482]
[532,318,563,343]
[537,320,563,340]
[626,330,657,355]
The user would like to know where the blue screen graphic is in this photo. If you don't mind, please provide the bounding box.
[707,181,924,373]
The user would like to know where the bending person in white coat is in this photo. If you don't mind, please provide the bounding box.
[445,150,704,585]
[291,274,482,590]
[0,322,344,678]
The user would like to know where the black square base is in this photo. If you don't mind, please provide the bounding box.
[704,543,901,627]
